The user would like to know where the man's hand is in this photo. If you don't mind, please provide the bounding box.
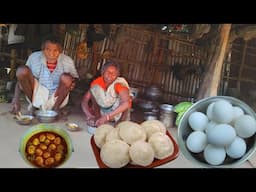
[70,78,76,91]
[10,97,21,114]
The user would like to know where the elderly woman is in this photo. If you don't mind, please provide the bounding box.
[81,61,132,126]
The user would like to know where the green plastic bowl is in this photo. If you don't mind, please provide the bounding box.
[19,123,74,168]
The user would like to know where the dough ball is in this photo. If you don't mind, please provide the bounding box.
[117,121,146,145]
[100,139,130,168]
[148,132,174,159]
[106,127,121,143]
[94,124,114,148]
[129,140,154,166]
[141,120,166,140]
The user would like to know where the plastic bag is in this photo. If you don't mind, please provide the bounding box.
[174,102,193,113]
[174,102,193,126]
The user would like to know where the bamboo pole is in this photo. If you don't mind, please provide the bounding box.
[209,24,232,96]
[196,24,232,99]
[9,49,16,80]
[237,40,248,92]
[0,52,25,64]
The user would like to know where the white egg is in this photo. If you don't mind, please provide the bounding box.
[233,106,244,120]
[206,102,215,120]
[226,136,246,159]
[186,131,207,153]
[207,124,236,147]
[205,121,218,134]
[212,100,234,123]
[188,112,209,131]
[230,106,245,126]
[234,114,256,138]
[203,144,226,166]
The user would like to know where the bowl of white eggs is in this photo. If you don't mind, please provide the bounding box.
[177,96,256,168]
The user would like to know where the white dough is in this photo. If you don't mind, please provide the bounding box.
[117,121,146,145]
[100,139,130,168]
[148,132,174,159]
[129,140,155,166]
[106,127,121,143]
[94,124,115,148]
[141,119,166,140]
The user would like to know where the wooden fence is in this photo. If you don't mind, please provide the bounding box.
[86,25,208,104]
[0,24,208,104]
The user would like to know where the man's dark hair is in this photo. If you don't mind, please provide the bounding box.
[41,34,63,51]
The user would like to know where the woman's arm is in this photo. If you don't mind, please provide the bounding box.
[108,89,130,119]
[95,88,131,126]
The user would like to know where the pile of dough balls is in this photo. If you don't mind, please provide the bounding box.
[93,120,174,168]
[185,99,256,166]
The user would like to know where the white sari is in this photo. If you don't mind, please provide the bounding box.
[90,77,130,121]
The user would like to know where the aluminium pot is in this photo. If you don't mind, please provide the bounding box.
[145,85,163,101]
[159,104,175,128]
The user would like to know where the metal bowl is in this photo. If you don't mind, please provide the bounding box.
[87,125,97,135]
[66,123,80,132]
[177,96,256,168]
[86,120,97,135]
[16,115,34,125]
[36,110,58,123]
[19,124,74,168]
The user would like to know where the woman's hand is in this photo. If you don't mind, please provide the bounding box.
[95,115,109,126]
[86,116,96,126]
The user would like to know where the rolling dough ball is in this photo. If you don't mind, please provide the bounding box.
[106,127,121,143]
[141,120,166,140]
[117,121,146,145]
[100,139,130,168]
[129,140,154,166]
[148,132,174,159]
[94,124,114,148]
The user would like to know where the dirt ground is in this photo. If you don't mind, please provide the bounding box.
[0,86,255,168]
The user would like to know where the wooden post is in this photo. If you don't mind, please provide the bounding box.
[237,40,248,93]
[196,24,232,100]
[9,49,17,80]
[209,24,232,96]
